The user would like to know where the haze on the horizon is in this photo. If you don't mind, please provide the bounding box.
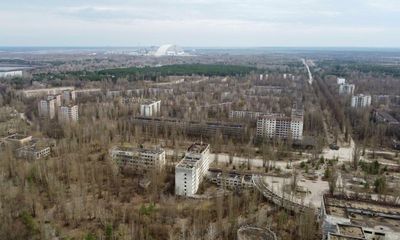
[1,0,400,47]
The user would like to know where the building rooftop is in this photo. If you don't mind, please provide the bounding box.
[17,142,50,152]
[141,99,160,105]
[187,142,209,154]
[328,233,365,240]
[337,224,365,239]
[375,110,399,124]
[4,133,32,141]
[176,143,210,169]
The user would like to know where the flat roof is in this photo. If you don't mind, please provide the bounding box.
[328,233,365,240]
[324,195,400,233]
[187,142,209,153]
[112,146,164,155]
[18,143,50,152]
[4,133,31,140]
[141,99,161,105]
[176,143,209,169]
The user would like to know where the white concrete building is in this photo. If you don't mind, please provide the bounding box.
[58,105,78,123]
[351,94,371,108]
[140,100,161,117]
[339,83,355,95]
[175,143,212,196]
[0,70,23,78]
[38,95,61,119]
[110,146,166,170]
[256,109,304,140]
[337,77,346,85]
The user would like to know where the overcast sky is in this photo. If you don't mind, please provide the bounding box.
[1,0,400,47]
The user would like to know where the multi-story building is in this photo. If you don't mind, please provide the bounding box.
[229,110,264,120]
[351,94,371,108]
[337,77,346,85]
[175,143,212,196]
[338,83,355,95]
[0,70,23,78]
[62,90,76,104]
[58,105,79,123]
[140,100,161,117]
[257,109,304,140]
[110,146,166,170]
[38,95,61,119]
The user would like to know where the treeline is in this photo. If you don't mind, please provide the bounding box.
[99,64,257,79]
[32,64,257,82]
[318,60,400,77]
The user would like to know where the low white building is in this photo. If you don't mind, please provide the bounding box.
[22,87,75,98]
[337,77,346,85]
[229,110,264,120]
[2,133,32,148]
[154,44,185,56]
[351,94,371,108]
[140,100,161,117]
[175,143,212,196]
[58,105,78,123]
[339,83,355,95]
[110,146,166,170]
[0,70,23,78]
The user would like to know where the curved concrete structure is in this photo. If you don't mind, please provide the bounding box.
[253,175,313,213]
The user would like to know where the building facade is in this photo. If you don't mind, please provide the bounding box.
[140,100,161,117]
[256,110,304,140]
[175,143,212,196]
[23,87,75,98]
[38,95,61,119]
[339,84,355,95]
[351,94,371,108]
[110,146,166,170]
[58,105,79,123]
